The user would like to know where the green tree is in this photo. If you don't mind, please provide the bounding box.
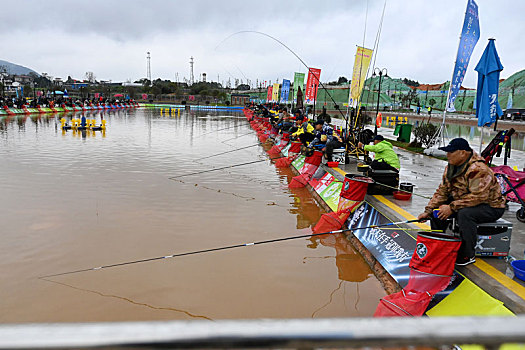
[413,123,439,148]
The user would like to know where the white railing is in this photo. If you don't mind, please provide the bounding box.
[1,316,524,349]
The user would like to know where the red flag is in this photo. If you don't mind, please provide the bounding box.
[267,85,273,102]
[304,68,321,104]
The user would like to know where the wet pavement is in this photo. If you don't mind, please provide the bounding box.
[333,121,525,312]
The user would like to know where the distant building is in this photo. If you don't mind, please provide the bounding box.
[231,93,249,105]
[13,75,33,85]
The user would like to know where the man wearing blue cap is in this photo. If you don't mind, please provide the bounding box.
[417,138,505,266]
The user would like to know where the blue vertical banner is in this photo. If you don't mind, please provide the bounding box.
[506,92,513,110]
[280,79,291,104]
[446,0,480,112]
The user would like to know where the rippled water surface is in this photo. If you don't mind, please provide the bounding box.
[0,109,385,322]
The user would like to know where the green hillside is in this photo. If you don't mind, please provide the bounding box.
[499,69,525,109]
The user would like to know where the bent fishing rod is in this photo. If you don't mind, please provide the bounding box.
[217,31,348,123]
[40,219,422,278]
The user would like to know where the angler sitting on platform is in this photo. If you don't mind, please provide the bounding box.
[309,120,334,149]
[417,138,506,266]
[291,117,315,147]
[357,135,400,172]
[324,131,344,162]
[276,107,294,133]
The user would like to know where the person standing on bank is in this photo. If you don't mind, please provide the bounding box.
[357,135,400,172]
[417,138,506,266]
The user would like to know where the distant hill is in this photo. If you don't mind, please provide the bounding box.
[499,69,525,109]
[0,59,39,76]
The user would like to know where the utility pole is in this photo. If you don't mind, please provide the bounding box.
[189,56,194,86]
[146,52,151,86]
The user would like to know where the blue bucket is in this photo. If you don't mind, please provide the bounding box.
[511,260,525,282]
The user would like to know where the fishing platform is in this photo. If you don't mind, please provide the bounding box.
[297,147,525,315]
[256,106,525,316]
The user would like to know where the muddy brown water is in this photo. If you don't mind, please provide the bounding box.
[0,109,385,322]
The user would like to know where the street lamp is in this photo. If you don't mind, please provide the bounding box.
[393,83,397,111]
[372,68,388,136]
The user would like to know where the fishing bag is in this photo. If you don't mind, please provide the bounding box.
[374,289,433,317]
[409,232,461,277]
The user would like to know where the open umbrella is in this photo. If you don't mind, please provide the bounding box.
[114,93,124,97]
[475,39,503,128]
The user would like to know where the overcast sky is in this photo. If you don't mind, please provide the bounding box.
[1,0,523,87]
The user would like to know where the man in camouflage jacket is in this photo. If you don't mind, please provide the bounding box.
[418,138,505,266]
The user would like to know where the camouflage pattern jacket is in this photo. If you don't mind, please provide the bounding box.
[424,152,505,214]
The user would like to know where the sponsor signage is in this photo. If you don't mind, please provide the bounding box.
[348,46,373,107]
[304,68,321,104]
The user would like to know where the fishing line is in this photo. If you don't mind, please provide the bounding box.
[194,124,247,138]
[40,219,421,278]
[221,131,255,145]
[169,159,269,178]
[311,280,344,318]
[196,144,260,160]
[170,178,290,209]
[216,31,348,122]
[41,278,213,321]
[370,180,432,200]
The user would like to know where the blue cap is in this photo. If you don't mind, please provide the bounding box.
[438,138,472,153]
[373,135,384,142]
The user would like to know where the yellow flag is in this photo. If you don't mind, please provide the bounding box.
[272,83,280,102]
[349,46,373,107]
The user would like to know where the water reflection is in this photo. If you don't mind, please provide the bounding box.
[406,118,525,151]
[0,108,385,322]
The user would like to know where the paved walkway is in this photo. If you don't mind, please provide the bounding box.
[322,124,525,313]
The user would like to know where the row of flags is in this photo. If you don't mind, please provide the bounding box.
[265,0,503,130]
[265,44,375,107]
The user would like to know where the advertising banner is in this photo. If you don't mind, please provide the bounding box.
[292,155,305,171]
[348,46,373,107]
[280,79,291,103]
[272,83,280,102]
[446,0,480,112]
[308,169,343,211]
[347,202,415,286]
[267,85,273,102]
[293,72,305,103]
[304,68,321,104]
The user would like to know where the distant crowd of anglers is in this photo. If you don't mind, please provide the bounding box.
[248,102,400,172]
[1,96,139,114]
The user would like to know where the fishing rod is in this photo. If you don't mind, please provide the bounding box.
[169,159,272,179]
[369,180,433,200]
[169,159,267,178]
[194,124,246,138]
[221,131,254,144]
[40,219,423,278]
[196,144,260,160]
[216,31,348,122]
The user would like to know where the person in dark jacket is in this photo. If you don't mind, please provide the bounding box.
[417,138,506,266]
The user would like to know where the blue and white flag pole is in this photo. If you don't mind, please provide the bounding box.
[431,0,480,149]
